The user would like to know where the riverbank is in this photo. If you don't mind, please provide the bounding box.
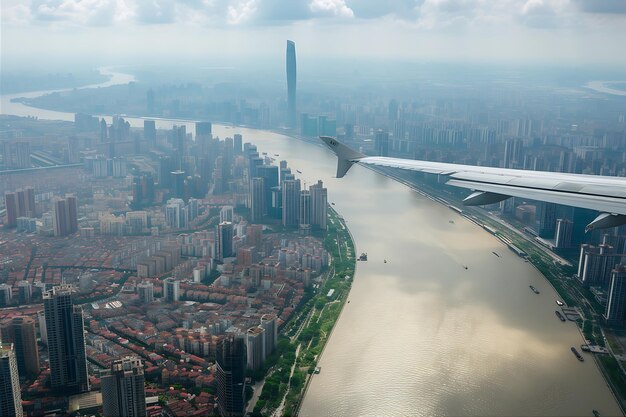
[250,208,356,416]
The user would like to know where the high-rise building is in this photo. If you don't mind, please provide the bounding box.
[143,120,156,147]
[310,180,328,230]
[215,222,234,262]
[53,196,78,237]
[282,179,301,228]
[0,344,23,417]
[233,134,243,154]
[375,129,389,157]
[17,281,32,304]
[260,314,278,359]
[171,170,186,200]
[246,327,265,371]
[43,285,89,394]
[137,282,154,303]
[101,357,147,417]
[554,218,573,249]
[0,317,39,379]
[196,121,212,138]
[536,202,556,238]
[0,284,12,307]
[165,198,186,229]
[299,189,311,229]
[257,165,279,214]
[250,177,265,223]
[577,244,622,288]
[10,187,36,218]
[286,40,297,128]
[216,335,246,417]
[163,278,180,303]
[504,138,523,169]
[605,266,626,326]
[3,141,31,169]
[37,310,47,346]
[4,192,18,227]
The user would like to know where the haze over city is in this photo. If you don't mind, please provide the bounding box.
[3,0,626,69]
[3,1,626,417]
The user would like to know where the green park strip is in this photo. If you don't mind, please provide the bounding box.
[251,207,356,417]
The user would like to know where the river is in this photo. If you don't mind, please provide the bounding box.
[1,71,622,416]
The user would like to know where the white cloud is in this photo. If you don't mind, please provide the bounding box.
[227,0,257,24]
[309,0,354,18]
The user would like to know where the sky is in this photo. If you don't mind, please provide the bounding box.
[2,0,626,71]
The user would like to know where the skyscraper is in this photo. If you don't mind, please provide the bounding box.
[375,129,389,157]
[310,180,328,230]
[246,327,265,371]
[260,314,278,359]
[233,134,243,154]
[0,284,12,307]
[44,285,89,394]
[0,317,39,379]
[536,202,556,238]
[299,189,311,230]
[143,120,156,148]
[4,192,17,227]
[282,179,301,228]
[196,121,212,138]
[605,266,626,326]
[216,335,246,417]
[0,344,23,417]
[101,357,147,417]
[53,196,78,237]
[555,218,573,249]
[257,165,279,215]
[17,281,32,304]
[250,177,265,223]
[215,221,234,262]
[286,40,297,128]
[504,138,523,168]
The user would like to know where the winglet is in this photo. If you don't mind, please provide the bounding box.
[319,136,365,178]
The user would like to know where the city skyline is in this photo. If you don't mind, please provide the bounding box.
[3,2,626,413]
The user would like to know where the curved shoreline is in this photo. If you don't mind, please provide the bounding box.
[3,70,623,416]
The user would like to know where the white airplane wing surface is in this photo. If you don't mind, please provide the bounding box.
[319,136,626,230]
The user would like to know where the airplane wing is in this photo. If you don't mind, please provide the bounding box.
[319,136,626,230]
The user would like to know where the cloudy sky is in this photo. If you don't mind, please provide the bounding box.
[2,0,626,70]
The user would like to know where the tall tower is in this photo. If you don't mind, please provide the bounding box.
[216,335,246,417]
[282,179,301,228]
[286,40,297,128]
[101,357,147,417]
[0,344,23,417]
[250,177,265,223]
[310,180,328,230]
[43,285,89,394]
[299,189,311,230]
[0,316,39,379]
